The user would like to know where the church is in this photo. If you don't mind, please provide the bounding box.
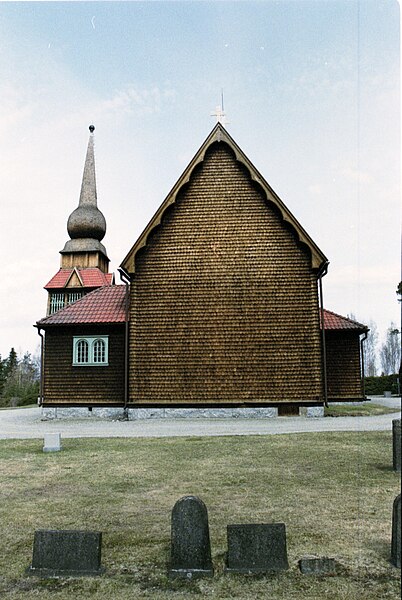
[36,123,368,416]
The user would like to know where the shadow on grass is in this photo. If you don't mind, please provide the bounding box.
[372,464,395,473]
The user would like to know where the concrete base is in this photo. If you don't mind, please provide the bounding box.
[41,406,280,420]
[41,405,325,421]
[300,406,325,418]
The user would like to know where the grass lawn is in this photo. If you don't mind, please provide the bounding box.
[325,403,400,417]
[0,432,400,599]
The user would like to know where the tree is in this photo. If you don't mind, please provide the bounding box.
[3,348,18,378]
[364,320,379,377]
[380,323,401,375]
[0,349,40,407]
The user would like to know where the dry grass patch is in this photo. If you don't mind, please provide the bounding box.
[0,432,400,599]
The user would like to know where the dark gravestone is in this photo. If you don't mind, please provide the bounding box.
[392,419,401,472]
[391,494,401,568]
[169,496,214,579]
[225,523,289,574]
[298,556,336,575]
[27,530,104,577]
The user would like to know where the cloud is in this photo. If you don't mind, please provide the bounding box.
[340,166,374,184]
[97,85,177,117]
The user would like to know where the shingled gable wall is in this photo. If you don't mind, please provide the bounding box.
[128,142,324,406]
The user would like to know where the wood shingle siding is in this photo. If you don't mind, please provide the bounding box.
[325,331,364,399]
[43,325,125,405]
[129,143,323,405]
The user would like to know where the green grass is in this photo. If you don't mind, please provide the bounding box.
[325,403,400,417]
[0,404,37,411]
[0,433,400,599]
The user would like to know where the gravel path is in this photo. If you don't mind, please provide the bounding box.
[0,397,400,440]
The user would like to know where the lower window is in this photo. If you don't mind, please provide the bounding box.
[73,336,109,366]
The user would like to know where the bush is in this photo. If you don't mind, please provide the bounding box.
[364,374,400,395]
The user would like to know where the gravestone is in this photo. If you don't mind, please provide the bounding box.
[225,523,289,574]
[392,419,401,472]
[391,494,401,568]
[43,433,61,453]
[27,530,104,577]
[169,496,214,579]
[298,556,336,575]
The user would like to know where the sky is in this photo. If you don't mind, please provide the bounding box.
[0,0,400,361]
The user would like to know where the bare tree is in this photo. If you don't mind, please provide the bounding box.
[364,320,379,377]
[380,323,401,375]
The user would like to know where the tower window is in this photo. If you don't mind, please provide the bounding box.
[73,336,109,366]
[49,293,65,315]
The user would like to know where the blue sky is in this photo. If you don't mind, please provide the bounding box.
[0,1,399,362]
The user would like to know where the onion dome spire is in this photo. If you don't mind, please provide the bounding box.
[61,126,109,261]
[67,125,106,241]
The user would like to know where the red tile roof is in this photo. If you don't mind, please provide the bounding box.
[38,286,366,334]
[44,268,114,290]
[322,309,367,331]
[37,285,126,326]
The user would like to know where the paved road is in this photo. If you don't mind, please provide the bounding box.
[0,397,399,440]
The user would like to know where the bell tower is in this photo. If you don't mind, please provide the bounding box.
[44,126,114,315]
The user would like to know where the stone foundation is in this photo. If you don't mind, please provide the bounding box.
[41,405,325,421]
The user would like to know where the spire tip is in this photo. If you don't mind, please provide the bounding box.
[89,124,95,133]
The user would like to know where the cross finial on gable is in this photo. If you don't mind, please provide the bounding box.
[210,91,230,126]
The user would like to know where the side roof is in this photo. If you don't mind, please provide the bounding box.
[36,284,366,333]
[322,309,368,332]
[37,285,126,327]
[120,122,328,274]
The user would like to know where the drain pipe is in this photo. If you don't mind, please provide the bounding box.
[318,261,330,408]
[360,331,368,398]
[35,325,45,407]
[118,268,131,420]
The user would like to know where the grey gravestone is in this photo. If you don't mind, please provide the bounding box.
[169,496,214,579]
[225,523,289,574]
[299,556,336,575]
[43,433,61,452]
[392,419,401,472]
[391,494,401,568]
[27,530,104,577]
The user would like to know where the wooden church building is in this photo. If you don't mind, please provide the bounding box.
[36,123,368,413]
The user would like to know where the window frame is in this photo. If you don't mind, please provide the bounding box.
[73,336,109,366]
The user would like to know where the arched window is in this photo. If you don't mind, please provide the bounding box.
[73,336,109,366]
[93,339,106,363]
[76,339,89,364]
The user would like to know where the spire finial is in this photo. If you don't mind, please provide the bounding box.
[65,126,106,242]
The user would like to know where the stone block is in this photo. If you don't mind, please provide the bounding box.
[392,419,401,472]
[43,433,61,452]
[169,496,214,579]
[391,494,401,568]
[298,556,336,575]
[27,530,104,577]
[225,523,289,574]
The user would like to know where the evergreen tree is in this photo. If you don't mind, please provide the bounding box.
[1,349,40,407]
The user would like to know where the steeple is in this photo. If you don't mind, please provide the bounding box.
[60,125,109,272]
[44,125,113,316]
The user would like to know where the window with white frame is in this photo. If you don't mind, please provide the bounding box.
[49,293,65,315]
[73,336,109,366]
